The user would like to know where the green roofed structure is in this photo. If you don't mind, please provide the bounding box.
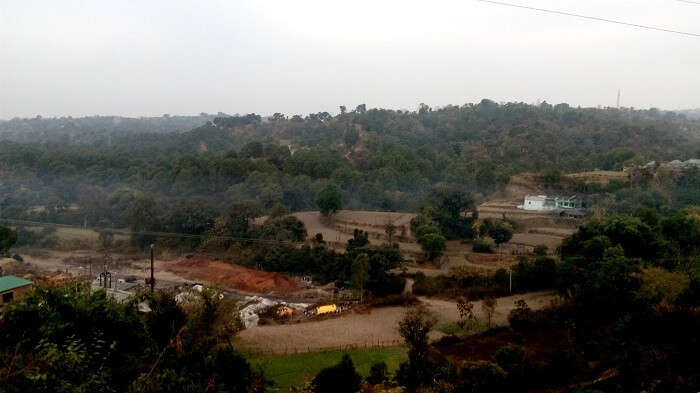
[0,275,33,307]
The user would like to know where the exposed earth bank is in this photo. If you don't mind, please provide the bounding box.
[166,256,300,294]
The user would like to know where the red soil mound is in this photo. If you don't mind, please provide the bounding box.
[166,257,300,294]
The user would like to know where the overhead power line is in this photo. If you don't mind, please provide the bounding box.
[676,0,700,5]
[0,218,302,246]
[475,0,700,37]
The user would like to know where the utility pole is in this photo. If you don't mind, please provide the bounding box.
[100,255,112,289]
[509,268,512,293]
[149,244,155,293]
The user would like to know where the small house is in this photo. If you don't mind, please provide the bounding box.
[520,195,549,211]
[554,195,580,209]
[0,276,33,308]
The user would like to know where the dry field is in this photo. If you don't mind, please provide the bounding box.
[510,233,566,249]
[292,211,422,254]
[476,199,580,252]
[238,291,557,352]
[566,170,628,185]
[478,199,562,220]
[292,209,571,270]
[334,210,416,228]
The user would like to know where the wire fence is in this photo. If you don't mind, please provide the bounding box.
[245,339,405,356]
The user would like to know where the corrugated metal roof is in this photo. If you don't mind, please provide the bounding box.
[525,195,547,201]
[0,275,33,293]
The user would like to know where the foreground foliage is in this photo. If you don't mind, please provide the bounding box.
[392,211,700,392]
[0,284,261,393]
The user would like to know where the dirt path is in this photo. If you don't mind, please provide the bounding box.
[238,291,556,352]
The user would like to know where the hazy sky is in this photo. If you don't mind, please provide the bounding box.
[1,0,698,118]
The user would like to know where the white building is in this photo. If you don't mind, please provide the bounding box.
[518,195,580,211]
[519,195,549,211]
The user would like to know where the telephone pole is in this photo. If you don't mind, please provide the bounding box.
[100,254,112,289]
[509,268,512,293]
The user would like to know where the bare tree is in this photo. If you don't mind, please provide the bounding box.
[384,223,397,242]
[482,296,497,328]
[456,296,477,329]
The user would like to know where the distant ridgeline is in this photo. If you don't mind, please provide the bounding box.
[0,100,699,229]
[0,114,218,143]
[675,108,700,120]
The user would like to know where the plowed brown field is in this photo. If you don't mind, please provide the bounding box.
[166,256,300,294]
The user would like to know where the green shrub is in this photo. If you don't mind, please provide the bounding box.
[533,244,548,256]
[366,361,388,385]
[455,360,507,393]
[311,354,361,393]
[415,225,440,237]
[472,238,493,253]
[412,275,451,296]
[438,323,463,335]
[508,299,537,331]
[494,344,526,382]
[512,255,557,291]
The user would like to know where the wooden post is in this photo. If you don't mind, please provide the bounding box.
[150,244,155,293]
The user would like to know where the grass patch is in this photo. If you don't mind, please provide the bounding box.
[22,226,129,242]
[55,227,100,241]
[56,227,128,241]
[437,322,489,336]
[250,346,407,392]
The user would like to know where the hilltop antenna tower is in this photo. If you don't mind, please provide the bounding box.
[617,89,621,109]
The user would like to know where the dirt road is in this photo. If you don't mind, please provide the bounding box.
[238,291,556,352]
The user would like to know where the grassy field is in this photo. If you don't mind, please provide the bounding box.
[249,346,408,391]
[55,227,100,240]
[566,170,628,185]
[437,321,488,336]
[23,226,130,242]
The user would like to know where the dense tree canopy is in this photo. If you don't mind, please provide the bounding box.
[316,184,343,217]
[0,225,17,256]
[1,102,697,233]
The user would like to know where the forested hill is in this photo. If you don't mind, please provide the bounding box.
[0,113,217,143]
[677,108,700,120]
[1,100,699,227]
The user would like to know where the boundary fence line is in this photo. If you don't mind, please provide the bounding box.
[245,339,405,356]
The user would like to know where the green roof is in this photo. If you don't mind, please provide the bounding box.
[0,276,33,292]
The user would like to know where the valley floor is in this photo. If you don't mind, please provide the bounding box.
[238,291,556,353]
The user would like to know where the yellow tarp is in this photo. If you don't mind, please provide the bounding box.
[316,304,337,314]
